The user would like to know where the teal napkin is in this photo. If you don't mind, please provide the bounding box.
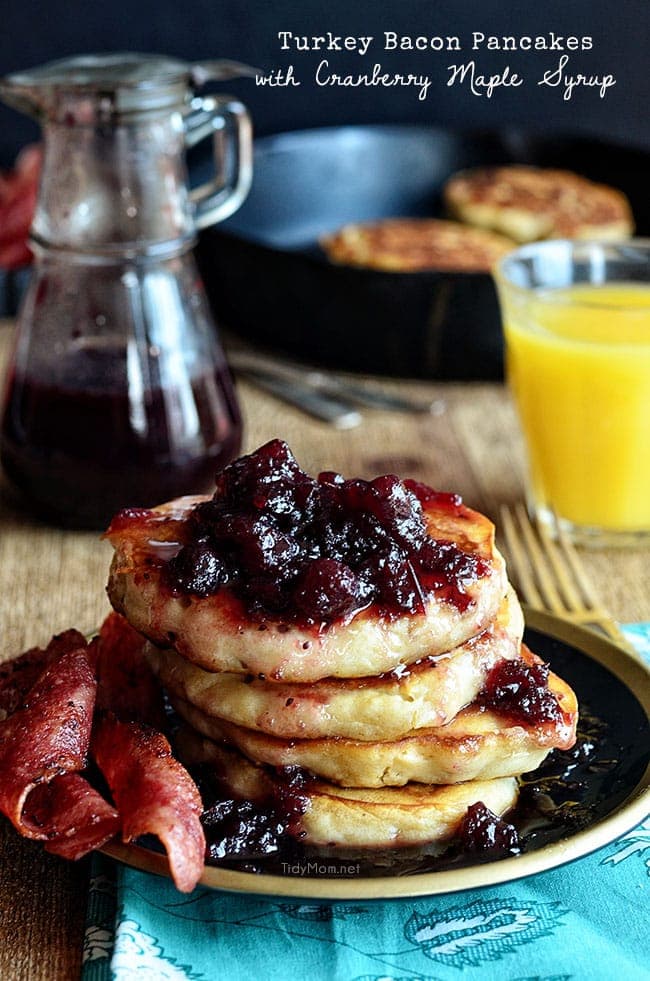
[81,626,650,981]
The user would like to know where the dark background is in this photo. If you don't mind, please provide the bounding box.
[0,0,648,164]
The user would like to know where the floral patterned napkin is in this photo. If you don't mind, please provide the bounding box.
[81,625,650,981]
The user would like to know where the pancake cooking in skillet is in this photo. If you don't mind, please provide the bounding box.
[444,165,634,243]
[321,217,514,272]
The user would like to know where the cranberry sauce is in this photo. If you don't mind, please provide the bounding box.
[478,658,563,726]
[456,802,520,856]
[197,764,314,865]
[165,439,488,623]
[0,368,242,529]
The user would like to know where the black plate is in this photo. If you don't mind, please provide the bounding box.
[195,125,650,379]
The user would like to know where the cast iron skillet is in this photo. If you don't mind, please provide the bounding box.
[196,125,650,379]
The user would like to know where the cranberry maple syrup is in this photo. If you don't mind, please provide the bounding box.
[0,364,242,529]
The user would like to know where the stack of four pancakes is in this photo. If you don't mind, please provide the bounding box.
[106,442,577,853]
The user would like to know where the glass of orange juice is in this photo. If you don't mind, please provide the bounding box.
[494,240,650,546]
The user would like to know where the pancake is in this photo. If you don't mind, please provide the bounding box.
[169,660,578,788]
[107,494,508,682]
[147,587,524,741]
[175,730,519,849]
[321,217,514,272]
[444,165,634,243]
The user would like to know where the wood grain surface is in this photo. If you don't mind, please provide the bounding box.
[0,322,647,980]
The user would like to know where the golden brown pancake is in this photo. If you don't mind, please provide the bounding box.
[169,660,578,788]
[147,587,524,741]
[321,217,514,272]
[107,495,508,682]
[444,165,634,243]
[175,729,519,849]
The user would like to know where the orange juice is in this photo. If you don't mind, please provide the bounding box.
[504,283,650,533]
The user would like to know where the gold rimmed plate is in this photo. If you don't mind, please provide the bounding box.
[102,608,650,899]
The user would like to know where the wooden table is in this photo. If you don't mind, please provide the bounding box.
[0,323,648,980]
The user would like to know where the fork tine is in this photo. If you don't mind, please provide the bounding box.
[550,513,631,646]
[499,504,544,609]
[535,513,585,610]
[551,512,603,611]
[500,503,633,650]
[513,503,567,614]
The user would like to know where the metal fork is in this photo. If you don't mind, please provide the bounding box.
[499,502,632,650]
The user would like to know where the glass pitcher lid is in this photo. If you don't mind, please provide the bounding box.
[1,52,258,116]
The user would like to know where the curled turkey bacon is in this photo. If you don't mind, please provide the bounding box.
[92,613,206,892]
[0,636,120,859]
[0,616,205,892]
[0,645,97,833]
[0,144,41,269]
[95,611,166,729]
[93,715,205,894]
[21,773,120,861]
[0,628,88,719]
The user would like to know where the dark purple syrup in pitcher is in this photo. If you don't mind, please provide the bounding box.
[0,367,242,528]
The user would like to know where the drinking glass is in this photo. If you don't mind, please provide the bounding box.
[494,240,650,546]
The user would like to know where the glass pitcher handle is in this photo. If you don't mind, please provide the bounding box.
[184,94,253,229]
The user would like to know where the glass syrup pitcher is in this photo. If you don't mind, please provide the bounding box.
[0,53,254,528]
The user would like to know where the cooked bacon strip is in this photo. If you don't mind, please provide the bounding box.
[0,648,96,834]
[93,714,205,892]
[21,773,119,859]
[1,622,202,881]
[0,629,87,719]
[95,612,166,728]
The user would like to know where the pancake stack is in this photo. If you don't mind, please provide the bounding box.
[106,441,578,854]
